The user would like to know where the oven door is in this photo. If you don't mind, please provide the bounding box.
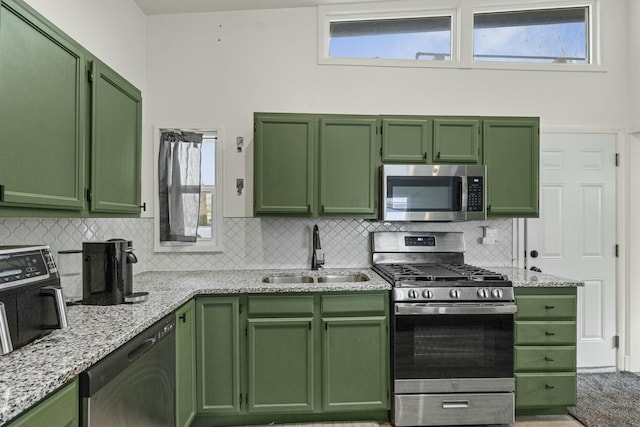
[393,302,516,394]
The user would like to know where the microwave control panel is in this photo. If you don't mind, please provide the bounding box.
[467,177,484,212]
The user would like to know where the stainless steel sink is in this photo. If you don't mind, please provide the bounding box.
[316,273,370,283]
[262,275,314,284]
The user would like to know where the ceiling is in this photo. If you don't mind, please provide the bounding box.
[133,0,387,15]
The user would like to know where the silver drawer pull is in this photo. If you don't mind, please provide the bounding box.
[442,400,469,409]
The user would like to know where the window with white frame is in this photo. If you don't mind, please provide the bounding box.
[473,6,590,64]
[328,15,453,61]
[318,1,597,70]
[154,128,223,253]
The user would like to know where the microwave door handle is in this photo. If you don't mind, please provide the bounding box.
[458,179,464,211]
[41,286,69,329]
[0,302,14,355]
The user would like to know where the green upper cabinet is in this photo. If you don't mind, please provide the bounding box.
[483,118,540,218]
[0,0,85,211]
[0,0,143,217]
[318,116,378,218]
[89,59,142,214]
[433,117,481,163]
[176,300,197,427]
[254,114,315,215]
[380,117,432,163]
[253,113,379,219]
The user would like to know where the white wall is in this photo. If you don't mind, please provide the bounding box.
[145,1,629,218]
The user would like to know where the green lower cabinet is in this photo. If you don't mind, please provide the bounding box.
[515,373,577,409]
[8,378,78,427]
[514,287,577,415]
[192,292,389,426]
[176,300,197,427]
[322,316,388,411]
[196,296,242,414]
[248,317,315,412]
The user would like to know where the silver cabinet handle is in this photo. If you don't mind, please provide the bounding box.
[442,400,469,409]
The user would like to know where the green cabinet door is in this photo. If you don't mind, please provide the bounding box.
[176,300,196,427]
[197,296,242,414]
[483,118,539,217]
[254,113,315,215]
[322,316,388,411]
[0,0,85,210]
[433,118,481,163]
[318,116,378,217]
[381,117,432,163]
[247,317,315,413]
[89,59,142,214]
[8,378,78,427]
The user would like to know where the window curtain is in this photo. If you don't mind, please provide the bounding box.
[158,131,203,242]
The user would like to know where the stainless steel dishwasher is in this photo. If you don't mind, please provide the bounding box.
[80,314,176,427]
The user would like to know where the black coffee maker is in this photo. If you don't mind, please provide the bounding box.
[82,239,146,305]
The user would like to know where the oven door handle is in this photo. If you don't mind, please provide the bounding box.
[395,303,518,315]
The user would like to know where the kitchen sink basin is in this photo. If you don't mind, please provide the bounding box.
[316,273,370,283]
[262,273,370,284]
[262,275,314,284]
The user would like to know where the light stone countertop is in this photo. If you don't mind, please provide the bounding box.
[490,267,584,287]
[0,268,389,426]
[0,266,580,425]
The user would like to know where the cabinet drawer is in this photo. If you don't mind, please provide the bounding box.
[321,293,387,315]
[515,373,576,408]
[514,346,576,371]
[248,295,315,316]
[515,295,576,319]
[515,321,576,345]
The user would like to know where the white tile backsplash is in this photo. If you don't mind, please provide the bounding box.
[0,217,514,272]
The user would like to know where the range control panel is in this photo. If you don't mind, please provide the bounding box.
[0,246,55,289]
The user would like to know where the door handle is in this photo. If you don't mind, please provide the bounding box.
[530,266,542,272]
[530,250,539,258]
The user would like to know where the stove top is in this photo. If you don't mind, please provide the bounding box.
[371,231,513,303]
[373,263,509,284]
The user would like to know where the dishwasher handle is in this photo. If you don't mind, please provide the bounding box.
[127,337,156,362]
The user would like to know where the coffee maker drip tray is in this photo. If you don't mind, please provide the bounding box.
[124,291,148,304]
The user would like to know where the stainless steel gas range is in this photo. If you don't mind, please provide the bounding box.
[372,231,516,427]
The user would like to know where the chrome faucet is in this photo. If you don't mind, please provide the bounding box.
[311,224,325,270]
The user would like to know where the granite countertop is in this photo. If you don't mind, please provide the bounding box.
[0,266,580,425]
[490,267,584,287]
[0,268,389,426]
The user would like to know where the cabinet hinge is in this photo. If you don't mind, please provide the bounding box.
[239,303,243,314]
[88,69,94,83]
[0,184,4,202]
[614,335,620,348]
[239,393,243,405]
[246,326,248,337]
[380,147,383,156]
[86,188,92,202]
[615,153,620,167]
[615,244,619,258]
[309,322,312,330]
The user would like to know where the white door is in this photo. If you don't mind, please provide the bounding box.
[525,132,617,369]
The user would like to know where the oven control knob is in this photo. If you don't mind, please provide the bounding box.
[408,289,419,299]
[422,289,434,299]
[491,288,504,299]
[449,289,461,299]
[477,288,489,298]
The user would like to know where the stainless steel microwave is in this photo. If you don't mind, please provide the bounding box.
[381,164,487,221]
